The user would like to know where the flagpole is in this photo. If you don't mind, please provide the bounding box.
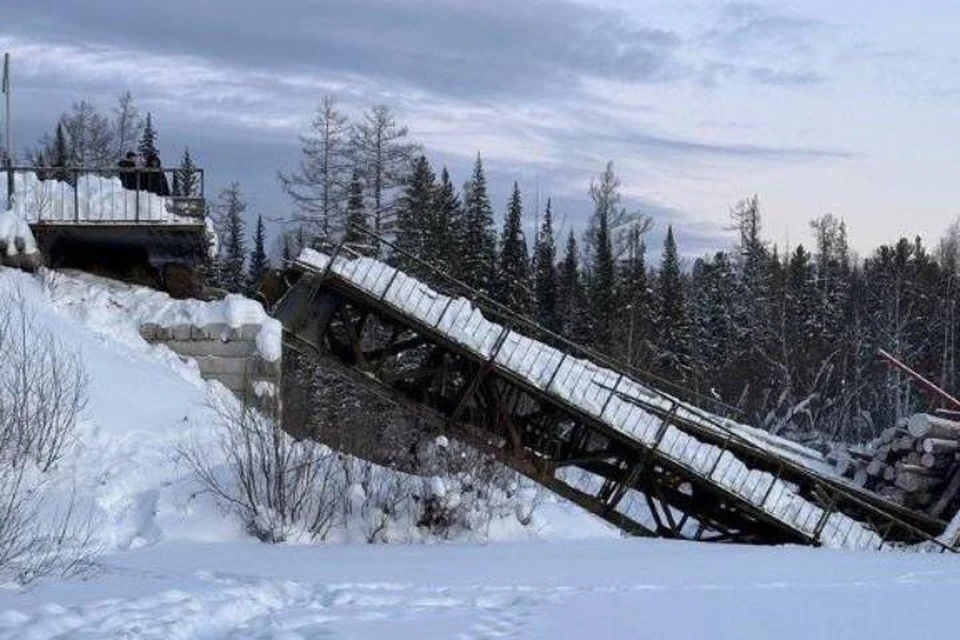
[4,53,10,161]
[3,52,11,211]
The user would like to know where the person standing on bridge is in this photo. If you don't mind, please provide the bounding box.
[117,151,138,190]
[144,153,170,197]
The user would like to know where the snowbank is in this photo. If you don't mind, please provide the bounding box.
[0,169,194,224]
[0,269,603,560]
[57,273,282,363]
[0,208,38,263]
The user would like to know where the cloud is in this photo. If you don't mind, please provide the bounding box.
[705,2,824,53]
[5,0,684,101]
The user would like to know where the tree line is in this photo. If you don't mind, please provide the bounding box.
[30,93,960,447]
[272,95,960,448]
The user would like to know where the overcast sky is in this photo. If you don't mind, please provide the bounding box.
[4,0,960,257]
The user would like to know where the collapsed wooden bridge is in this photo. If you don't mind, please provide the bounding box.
[272,233,954,551]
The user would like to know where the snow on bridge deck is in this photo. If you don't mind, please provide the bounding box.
[2,170,203,225]
[295,248,888,551]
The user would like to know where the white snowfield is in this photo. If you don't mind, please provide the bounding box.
[0,267,957,638]
[5,538,960,640]
[296,249,891,550]
[1,169,199,224]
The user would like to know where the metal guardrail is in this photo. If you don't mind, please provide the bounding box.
[4,165,205,223]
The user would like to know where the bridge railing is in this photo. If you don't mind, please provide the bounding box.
[300,225,957,552]
[324,224,747,424]
[3,165,205,223]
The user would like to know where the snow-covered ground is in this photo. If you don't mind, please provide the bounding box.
[2,538,959,639]
[0,265,957,638]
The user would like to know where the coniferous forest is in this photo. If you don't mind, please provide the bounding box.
[33,94,960,449]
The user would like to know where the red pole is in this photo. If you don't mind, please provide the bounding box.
[877,348,960,411]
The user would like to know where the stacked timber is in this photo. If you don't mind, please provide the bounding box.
[827,413,960,519]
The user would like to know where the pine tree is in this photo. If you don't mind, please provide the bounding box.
[460,154,497,293]
[586,162,620,355]
[532,198,558,332]
[216,183,247,293]
[557,231,589,344]
[247,214,269,295]
[173,147,199,197]
[393,155,436,277]
[433,167,462,274]
[137,112,158,159]
[656,226,691,382]
[343,168,370,253]
[52,123,71,183]
[689,251,737,398]
[497,182,531,313]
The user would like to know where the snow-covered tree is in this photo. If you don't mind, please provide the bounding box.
[532,199,558,332]
[247,214,269,295]
[137,112,158,160]
[432,167,462,275]
[460,154,497,294]
[216,183,247,293]
[496,182,530,313]
[393,155,436,277]
[173,147,200,197]
[557,231,590,344]
[586,162,620,354]
[655,226,691,383]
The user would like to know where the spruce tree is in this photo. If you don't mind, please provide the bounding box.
[656,226,691,382]
[247,214,269,295]
[52,123,71,183]
[497,182,531,313]
[557,231,589,344]
[533,198,558,332]
[460,154,497,293]
[393,155,436,277]
[433,167,462,274]
[216,183,247,293]
[586,162,620,354]
[173,147,199,197]
[137,112,158,159]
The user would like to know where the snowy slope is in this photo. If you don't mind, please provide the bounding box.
[0,267,957,638]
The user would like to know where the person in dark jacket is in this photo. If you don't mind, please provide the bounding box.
[144,154,170,196]
[117,151,138,189]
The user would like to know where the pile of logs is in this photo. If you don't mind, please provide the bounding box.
[828,413,960,519]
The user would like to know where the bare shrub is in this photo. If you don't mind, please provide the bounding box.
[179,395,347,543]
[0,287,96,585]
[415,438,546,538]
[339,457,417,543]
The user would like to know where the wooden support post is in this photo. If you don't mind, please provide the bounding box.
[450,327,509,425]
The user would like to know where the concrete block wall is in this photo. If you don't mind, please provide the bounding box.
[139,321,281,414]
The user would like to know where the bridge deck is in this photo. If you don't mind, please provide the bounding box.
[275,243,951,551]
